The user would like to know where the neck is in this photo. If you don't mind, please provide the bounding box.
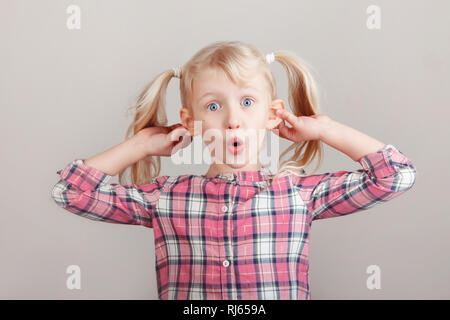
[204,162,262,179]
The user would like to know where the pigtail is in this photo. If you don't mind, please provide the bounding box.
[118,68,179,185]
[271,51,324,179]
[115,41,324,185]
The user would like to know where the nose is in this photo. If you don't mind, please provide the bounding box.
[226,108,241,130]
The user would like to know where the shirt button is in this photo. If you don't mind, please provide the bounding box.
[224,173,233,180]
[222,260,230,267]
[221,205,228,212]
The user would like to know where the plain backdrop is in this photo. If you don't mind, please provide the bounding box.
[1,0,449,299]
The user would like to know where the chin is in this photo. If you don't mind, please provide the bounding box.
[225,162,248,169]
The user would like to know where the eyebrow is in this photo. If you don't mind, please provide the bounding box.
[198,86,260,101]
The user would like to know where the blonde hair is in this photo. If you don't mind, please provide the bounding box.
[119,40,323,185]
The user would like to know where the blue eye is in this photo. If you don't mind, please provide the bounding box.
[242,98,254,107]
[207,102,220,111]
[207,99,254,111]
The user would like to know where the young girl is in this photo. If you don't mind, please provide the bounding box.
[51,41,417,300]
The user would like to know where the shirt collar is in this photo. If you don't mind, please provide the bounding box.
[203,167,274,182]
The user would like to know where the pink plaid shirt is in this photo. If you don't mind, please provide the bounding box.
[51,144,416,299]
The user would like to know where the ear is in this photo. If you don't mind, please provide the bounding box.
[266,98,286,130]
[180,107,196,136]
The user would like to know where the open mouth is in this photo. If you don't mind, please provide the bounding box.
[227,137,244,155]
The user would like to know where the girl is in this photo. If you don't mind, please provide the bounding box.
[51,40,417,300]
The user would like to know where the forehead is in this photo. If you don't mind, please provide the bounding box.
[192,67,266,97]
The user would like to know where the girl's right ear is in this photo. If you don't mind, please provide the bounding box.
[180,107,196,136]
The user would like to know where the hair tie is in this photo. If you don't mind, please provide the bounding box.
[265,52,275,64]
[172,66,181,78]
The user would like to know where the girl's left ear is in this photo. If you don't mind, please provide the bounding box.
[266,99,286,130]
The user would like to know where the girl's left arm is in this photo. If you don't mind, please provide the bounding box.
[317,115,387,162]
[275,111,417,221]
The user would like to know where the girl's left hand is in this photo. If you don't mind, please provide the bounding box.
[271,109,328,142]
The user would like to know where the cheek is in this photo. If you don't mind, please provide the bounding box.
[201,116,223,131]
[200,120,213,134]
[199,122,224,145]
[252,112,269,129]
[191,117,209,134]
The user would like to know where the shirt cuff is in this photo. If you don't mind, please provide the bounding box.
[357,144,409,179]
[56,159,112,192]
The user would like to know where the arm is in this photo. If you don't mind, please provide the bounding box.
[317,115,386,162]
[83,132,149,176]
[51,159,168,228]
[81,123,190,175]
[51,133,169,228]
[292,117,417,221]
[295,143,417,221]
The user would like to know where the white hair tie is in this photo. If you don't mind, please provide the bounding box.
[265,52,275,64]
[172,66,181,78]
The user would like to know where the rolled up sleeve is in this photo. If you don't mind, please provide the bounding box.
[51,159,168,228]
[292,144,417,221]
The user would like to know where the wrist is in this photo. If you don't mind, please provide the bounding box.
[316,114,333,141]
[130,132,152,159]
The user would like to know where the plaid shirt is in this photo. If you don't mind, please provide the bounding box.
[51,144,417,300]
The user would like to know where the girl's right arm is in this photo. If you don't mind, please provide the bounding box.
[82,123,189,176]
[51,124,190,228]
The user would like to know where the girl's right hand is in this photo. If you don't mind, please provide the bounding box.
[137,123,192,157]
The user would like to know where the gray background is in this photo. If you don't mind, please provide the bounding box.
[1,0,448,299]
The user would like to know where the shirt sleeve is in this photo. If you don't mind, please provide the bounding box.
[291,144,417,221]
[51,159,168,228]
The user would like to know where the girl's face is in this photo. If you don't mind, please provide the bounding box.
[180,67,284,171]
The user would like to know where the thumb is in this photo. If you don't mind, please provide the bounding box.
[167,127,188,142]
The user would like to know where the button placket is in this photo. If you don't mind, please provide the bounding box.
[219,178,237,298]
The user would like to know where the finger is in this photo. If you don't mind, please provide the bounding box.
[278,120,296,140]
[168,126,189,142]
[168,123,183,131]
[272,121,287,136]
[271,128,280,136]
[271,123,282,137]
[276,109,299,127]
[270,123,279,133]
[171,130,192,154]
[271,118,287,135]
[170,123,190,135]
[144,126,168,135]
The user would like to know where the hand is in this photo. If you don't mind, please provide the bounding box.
[271,109,328,142]
[137,123,192,157]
